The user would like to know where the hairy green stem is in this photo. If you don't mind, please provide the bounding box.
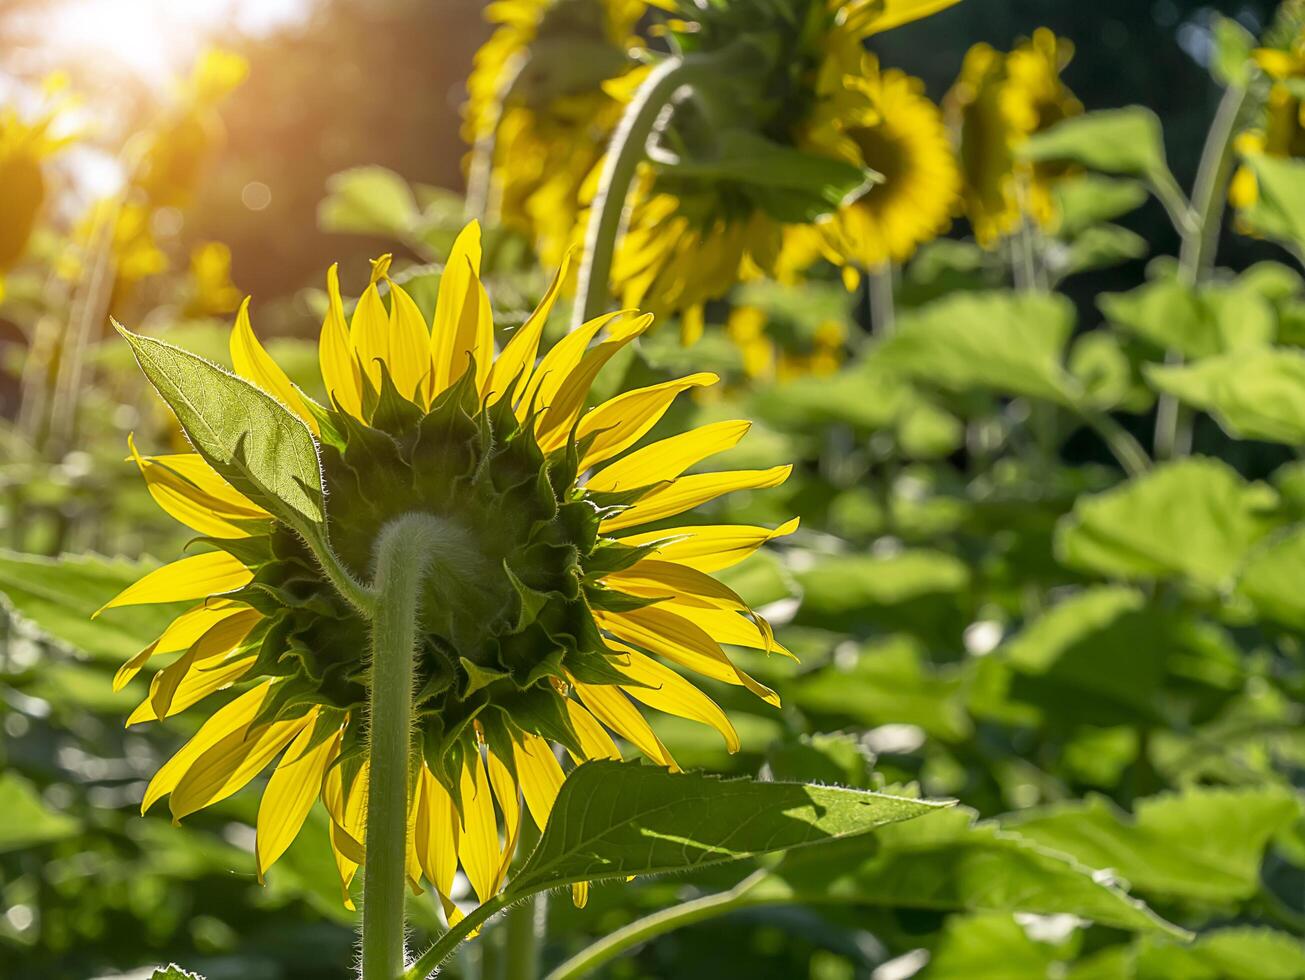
[544,875,767,980]
[571,56,702,331]
[405,894,514,980]
[1154,82,1247,461]
[867,264,895,336]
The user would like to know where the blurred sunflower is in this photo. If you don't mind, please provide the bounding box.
[728,305,845,382]
[946,28,1081,245]
[1230,33,1305,213]
[103,222,796,916]
[184,242,243,318]
[0,73,79,301]
[465,0,646,265]
[611,0,962,321]
[785,54,960,277]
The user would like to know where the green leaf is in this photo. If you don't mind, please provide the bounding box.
[1135,927,1305,980]
[150,966,206,980]
[0,550,180,662]
[919,911,1065,979]
[1021,107,1173,183]
[317,165,420,237]
[116,323,326,535]
[1055,458,1281,590]
[1237,526,1305,629]
[1146,347,1305,444]
[505,760,944,895]
[1054,175,1150,235]
[791,636,972,742]
[1001,785,1301,904]
[877,290,1077,405]
[1059,223,1148,278]
[1099,276,1275,358]
[1210,16,1256,87]
[1069,331,1154,413]
[0,773,81,852]
[745,806,1183,935]
[1242,155,1305,250]
[660,129,871,222]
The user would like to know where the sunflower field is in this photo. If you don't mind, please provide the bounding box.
[2,1,1305,978]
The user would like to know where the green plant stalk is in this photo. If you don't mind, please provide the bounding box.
[502,821,543,980]
[867,263,895,336]
[1154,82,1248,460]
[544,877,766,980]
[571,56,700,332]
[406,893,514,980]
[466,52,528,222]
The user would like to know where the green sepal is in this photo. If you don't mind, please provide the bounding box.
[459,656,511,698]
[303,398,349,453]
[247,675,322,732]
[566,648,648,688]
[477,710,520,780]
[370,359,425,436]
[504,560,552,631]
[585,583,667,613]
[493,687,583,760]
[188,534,274,569]
[585,538,662,577]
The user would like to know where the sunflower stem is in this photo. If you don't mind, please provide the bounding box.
[361,514,467,980]
[571,56,702,331]
[1154,81,1247,461]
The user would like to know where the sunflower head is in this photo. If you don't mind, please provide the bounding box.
[106,221,796,914]
[793,55,960,270]
[465,0,646,264]
[1230,24,1305,213]
[611,0,962,318]
[0,73,79,281]
[946,28,1081,246]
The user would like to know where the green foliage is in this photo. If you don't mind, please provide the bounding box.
[115,323,326,535]
[1148,347,1305,443]
[150,967,205,980]
[1241,155,1305,251]
[0,773,80,852]
[507,761,942,896]
[1021,108,1174,184]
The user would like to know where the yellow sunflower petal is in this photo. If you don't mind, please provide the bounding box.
[386,281,434,403]
[599,465,792,533]
[513,732,566,832]
[594,607,780,707]
[141,680,273,814]
[564,699,621,763]
[257,717,341,880]
[658,603,792,658]
[617,517,800,573]
[169,707,316,822]
[585,420,751,493]
[319,263,364,419]
[144,608,263,720]
[457,747,501,904]
[126,655,254,726]
[575,373,719,471]
[97,551,252,617]
[486,248,573,406]
[572,881,589,908]
[572,679,677,770]
[230,296,318,434]
[327,762,369,910]
[113,600,239,691]
[128,435,261,538]
[535,314,654,450]
[134,452,267,518]
[349,282,391,394]
[613,646,740,753]
[516,309,628,421]
[430,221,491,399]
[486,748,522,891]
[415,765,460,898]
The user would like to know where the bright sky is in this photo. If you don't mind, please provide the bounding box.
[30,0,308,83]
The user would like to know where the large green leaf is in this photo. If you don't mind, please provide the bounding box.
[1001,786,1301,904]
[791,636,972,742]
[876,290,1077,405]
[1237,526,1305,629]
[1242,154,1305,250]
[0,550,180,662]
[505,761,943,895]
[1146,347,1305,444]
[1098,277,1275,359]
[317,165,420,237]
[1053,174,1150,236]
[919,911,1064,979]
[1134,927,1305,980]
[744,806,1183,935]
[150,967,206,980]
[1055,458,1281,590]
[1021,107,1173,183]
[996,585,1239,723]
[116,323,326,535]
[0,773,81,852]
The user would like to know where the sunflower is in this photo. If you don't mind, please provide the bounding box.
[788,55,960,273]
[184,241,243,318]
[946,28,1082,246]
[1230,35,1305,212]
[610,0,962,320]
[102,221,796,916]
[464,0,646,266]
[0,73,79,301]
[727,305,846,383]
